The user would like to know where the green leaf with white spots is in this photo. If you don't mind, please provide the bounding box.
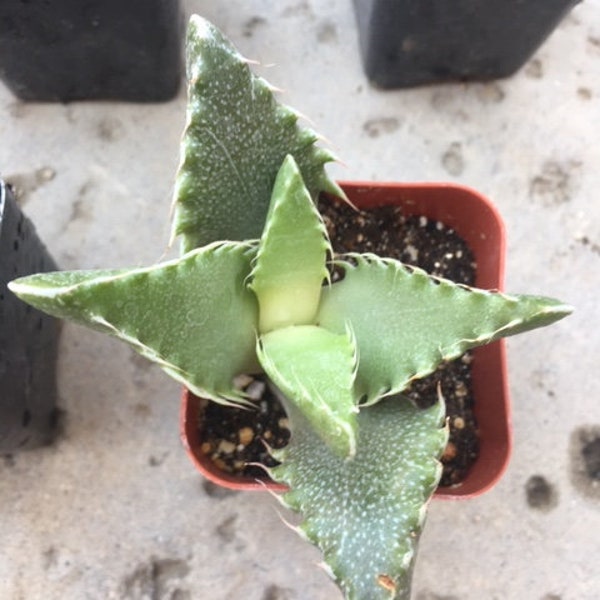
[317,255,573,404]
[270,395,448,600]
[258,325,358,458]
[172,15,345,253]
[250,155,331,333]
[9,242,260,404]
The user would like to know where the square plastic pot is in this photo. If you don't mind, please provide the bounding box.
[353,0,580,89]
[0,180,61,452]
[0,0,183,102]
[181,181,511,499]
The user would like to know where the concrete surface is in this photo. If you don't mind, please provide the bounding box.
[1,1,599,599]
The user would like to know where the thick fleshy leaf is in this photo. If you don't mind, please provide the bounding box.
[172,15,345,252]
[257,325,358,458]
[318,255,573,404]
[270,395,447,600]
[9,242,259,403]
[250,156,330,333]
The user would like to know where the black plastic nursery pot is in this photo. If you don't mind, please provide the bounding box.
[0,0,183,102]
[181,181,512,499]
[353,0,581,89]
[0,180,60,452]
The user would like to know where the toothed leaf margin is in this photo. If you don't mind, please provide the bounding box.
[271,396,448,600]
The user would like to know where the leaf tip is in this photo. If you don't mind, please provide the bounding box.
[376,573,398,595]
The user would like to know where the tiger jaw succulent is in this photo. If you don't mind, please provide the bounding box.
[9,16,572,600]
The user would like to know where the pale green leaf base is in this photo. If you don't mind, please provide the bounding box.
[259,325,358,458]
[250,155,331,333]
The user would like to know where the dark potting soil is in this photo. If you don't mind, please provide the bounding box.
[198,198,479,488]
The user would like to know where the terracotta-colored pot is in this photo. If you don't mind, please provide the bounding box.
[181,181,510,498]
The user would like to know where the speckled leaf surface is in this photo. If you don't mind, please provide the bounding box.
[172,15,344,252]
[318,255,572,404]
[258,325,358,458]
[250,156,330,333]
[9,242,259,403]
[271,396,447,600]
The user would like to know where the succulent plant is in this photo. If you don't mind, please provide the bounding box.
[9,16,571,600]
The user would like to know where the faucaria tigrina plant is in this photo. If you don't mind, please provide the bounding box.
[9,16,571,600]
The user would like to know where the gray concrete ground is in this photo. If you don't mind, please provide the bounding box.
[1,1,599,598]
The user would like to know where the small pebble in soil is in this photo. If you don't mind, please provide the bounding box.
[199,375,290,479]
